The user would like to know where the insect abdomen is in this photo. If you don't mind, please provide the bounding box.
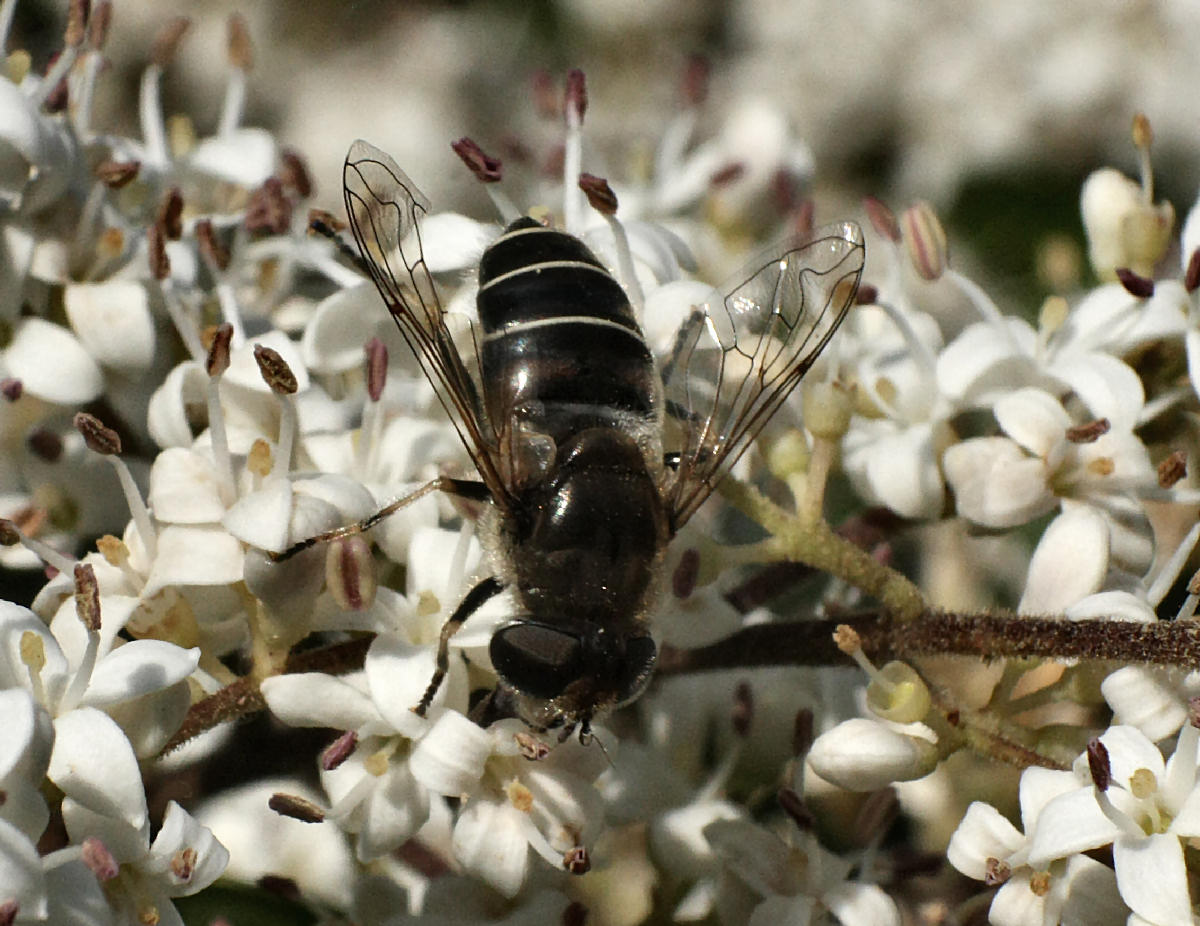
[477,218,658,441]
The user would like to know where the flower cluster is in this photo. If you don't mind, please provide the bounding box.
[4,2,1200,924]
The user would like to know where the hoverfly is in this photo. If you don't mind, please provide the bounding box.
[323,140,863,741]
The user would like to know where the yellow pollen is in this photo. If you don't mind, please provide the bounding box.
[97,534,130,566]
[1029,871,1051,896]
[247,439,272,476]
[19,631,45,672]
[1087,457,1115,476]
[415,590,441,618]
[507,780,534,812]
[1130,768,1158,800]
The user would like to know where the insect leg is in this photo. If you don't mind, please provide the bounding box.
[414,575,505,717]
[271,476,490,562]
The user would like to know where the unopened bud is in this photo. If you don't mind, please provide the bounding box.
[227,13,253,71]
[901,200,948,281]
[578,173,617,215]
[808,718,939,791]
[74,412,121,455]
[803,380,853,440]
[151,16,190,69]
[326,535,376,612]
[253,344,298,395]
[865,661,931,723]
[451,137,503,183]
[268,792,326,823]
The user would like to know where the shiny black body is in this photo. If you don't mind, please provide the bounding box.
[340,140,864,738]
[476,219,667,729]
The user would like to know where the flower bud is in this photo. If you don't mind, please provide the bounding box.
[808,717,938,791]
[1080,167,1173,281]
[802,380,853,440]
[865,661,931,723]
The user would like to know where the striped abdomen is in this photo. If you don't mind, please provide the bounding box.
[477,217,659,446]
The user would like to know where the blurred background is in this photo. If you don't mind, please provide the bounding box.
[12,0,1200,268]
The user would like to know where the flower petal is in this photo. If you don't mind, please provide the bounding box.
[48,708,147,831]
[1112,832,1191,925]
[6,318,103,404]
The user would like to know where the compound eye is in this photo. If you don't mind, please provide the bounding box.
[490,623,585,700]
[614,635,657,705]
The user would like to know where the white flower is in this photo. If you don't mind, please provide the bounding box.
[948,765,1125,926]
[46,710,228,926]
[261,633,463,862]
[0,599,198,757]
[0,688,54,842]
[705,817,900,926]
[943,387,1155,577]
[410,711,607,898]
[1028,724,1200,924]
[807,717,939,792]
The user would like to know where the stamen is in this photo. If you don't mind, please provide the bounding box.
[149,223,205,361]
[219,13,252,137]
[360,338,387,474]
[561,69,587,234]
[141,18,190,167]
[75,413,157,559]
[450,137,520,224]
[252,344,299,478]
[1132,113,1154,203]
[204,324,236,505]
[0,517,75,575]
[61,564,102,713]
[19,630,48,705]
[578,173,643,311]
[267,792,326,823]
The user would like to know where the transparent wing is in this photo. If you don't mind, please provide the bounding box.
[662,222,864,527]
[343,140,509,505]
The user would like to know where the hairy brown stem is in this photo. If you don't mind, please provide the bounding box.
[656,610,1200,675]
[163,636,372,753]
